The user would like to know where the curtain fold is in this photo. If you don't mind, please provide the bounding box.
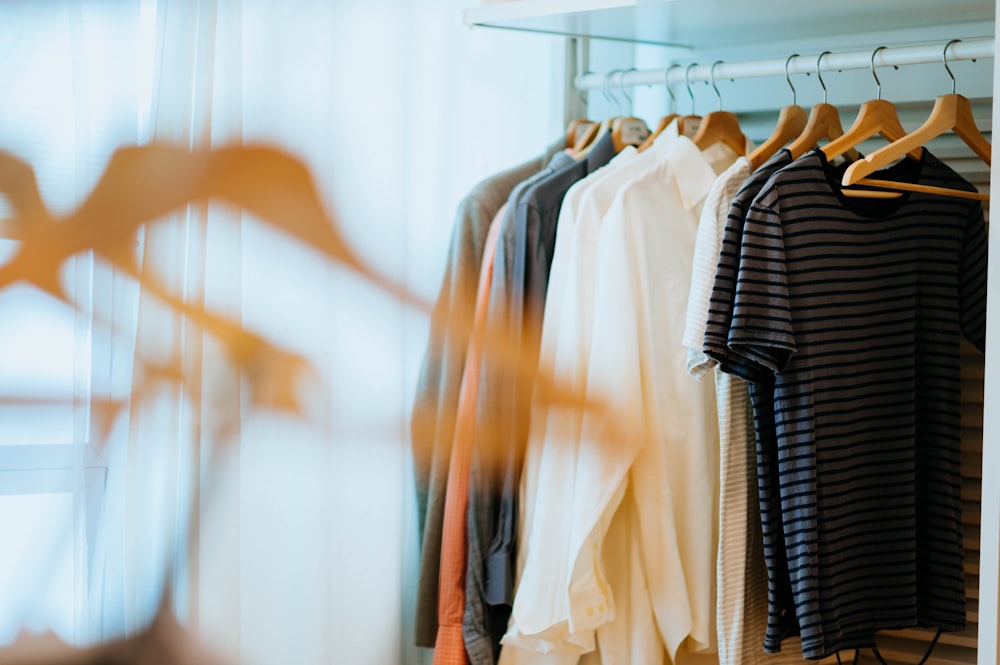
[0,2,563,663]
[120,0,243,642]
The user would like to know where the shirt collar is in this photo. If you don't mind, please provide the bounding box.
[547,150,576,171]
[702,141,744,174]
[649,117,680,152]
[584,131,618,175]
[543,134,570,164]
[664,135,730,211]
[611,145,638,165]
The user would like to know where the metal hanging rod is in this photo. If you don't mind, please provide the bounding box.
[574,37,994,91]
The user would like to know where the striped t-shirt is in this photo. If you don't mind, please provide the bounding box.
[718,148,987,659]
[704,150,801,662]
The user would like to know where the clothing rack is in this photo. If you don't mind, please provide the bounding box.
[573,37,995,91]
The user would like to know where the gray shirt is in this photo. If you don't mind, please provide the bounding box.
[464,131,617,665]
[412,137,566,648]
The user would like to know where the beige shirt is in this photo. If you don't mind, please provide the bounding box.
[503,129,743,665]
[683,155,813,665]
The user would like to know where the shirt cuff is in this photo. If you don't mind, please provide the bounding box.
[501,623,595,658]
[433,625,469,665]
[485,550,513,607]
[566,547,614,634]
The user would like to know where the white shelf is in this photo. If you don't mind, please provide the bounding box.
[463,0,996,48]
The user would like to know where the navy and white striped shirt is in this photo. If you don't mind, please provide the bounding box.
[709,147,987,659]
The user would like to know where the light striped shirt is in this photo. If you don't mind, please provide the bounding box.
[686,151,813,665]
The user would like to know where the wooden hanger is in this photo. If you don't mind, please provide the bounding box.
[638,64,681,152]
[677,115,702,138]
[609,69,650,151]
[752,106,807,167]
[783,52,859,162]
[843,41,990,200]
[565,118,596,152]
[692,61,748,154]
[789,102,855,160]
[821,99,918,162]
[574,118,608,155]
[0,143,426,345]
[821,47,921,163]
[0,144,413,421]
[612,116,651,152]
[750,54,809,169]
[693,111,746,154]
[0,149,48,239]
[637,113,678,152]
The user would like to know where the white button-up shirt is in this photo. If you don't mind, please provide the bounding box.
[502,135,673,665]
[504,128,742,665]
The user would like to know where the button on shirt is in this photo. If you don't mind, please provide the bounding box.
[504,131,743,665]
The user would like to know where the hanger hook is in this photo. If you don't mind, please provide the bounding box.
[870,45,896,100]
[785,54,799,106]
[605,68,623,114]
[665,63,680,113]
[685,62,698,115]
[620,67,637,114]
[816,51,832,104]
[944,39,961,94]
[611,68,626,115]
[710,61,724,111]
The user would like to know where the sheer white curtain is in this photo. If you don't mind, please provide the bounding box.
[0,0,144,646]
[0,1,563,664]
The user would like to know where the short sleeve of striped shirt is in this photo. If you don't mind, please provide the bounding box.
[728,188,797,375]
[702,150,793,382]
[725,148,985,660]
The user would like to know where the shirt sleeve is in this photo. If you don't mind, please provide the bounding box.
[464,210,519,665]
[502,195,639,660]
[684,176,729,377]
[412,197,493,647]
[958,201,988,352]
[702,196,769,382]
[684,163,749,377]
[434,212,504,664]
[726,191,797,376]
[483,198,546,611]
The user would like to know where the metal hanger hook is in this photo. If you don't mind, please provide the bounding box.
[816,51,832,104]
[664,64,680,113]
[869,46,897,100]
[605,69,623,114]
[785,54,799,106]
[620,67,637,114]
[685,62,698,115]
[710,60,724,111]
[600,70,613,109]
[870,46,886,99]
[943,39,961,94]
